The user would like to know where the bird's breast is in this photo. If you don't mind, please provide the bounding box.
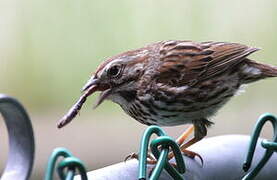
[110,84,238,126]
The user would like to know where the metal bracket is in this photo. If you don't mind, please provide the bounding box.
[0,94,35,180]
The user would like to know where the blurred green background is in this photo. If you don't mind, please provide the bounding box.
[0,0,277,179]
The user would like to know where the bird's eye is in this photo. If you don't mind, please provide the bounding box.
[107,65,122,78]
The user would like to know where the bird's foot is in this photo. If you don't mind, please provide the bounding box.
[125,151,184,178]
[181,149,203,166]
[124,152,157,164]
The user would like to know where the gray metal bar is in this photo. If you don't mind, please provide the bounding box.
[0,94,35,180]
[74,135,277,180]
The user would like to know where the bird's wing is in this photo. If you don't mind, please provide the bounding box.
[156,41,259,86]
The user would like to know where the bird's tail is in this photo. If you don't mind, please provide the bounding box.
[241,59,277,84]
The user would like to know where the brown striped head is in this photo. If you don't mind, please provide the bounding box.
[82,48,150,108]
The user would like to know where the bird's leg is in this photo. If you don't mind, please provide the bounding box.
[167,125,202,161]
[168,120,211,165]
[176,125,195,145]
[177,137,204,165]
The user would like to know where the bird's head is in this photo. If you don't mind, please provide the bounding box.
[82,48,150,108]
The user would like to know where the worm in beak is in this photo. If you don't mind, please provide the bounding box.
[57,77,111,128]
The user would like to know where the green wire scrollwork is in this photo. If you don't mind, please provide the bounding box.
[242,113,277,180]
[45,147,88,180]
[138,125,186,180]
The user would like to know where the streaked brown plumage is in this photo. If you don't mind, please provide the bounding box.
[58,40,277,153]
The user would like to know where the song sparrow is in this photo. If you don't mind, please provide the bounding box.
[58,40,277,157]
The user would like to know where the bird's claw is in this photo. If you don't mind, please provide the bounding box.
[182,150,204,166]
[124,152,156,164]
[124,152,139,162]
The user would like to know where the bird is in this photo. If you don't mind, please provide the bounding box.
[57,40,277,161]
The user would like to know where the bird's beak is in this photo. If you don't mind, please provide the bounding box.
[82,77,99,92]
[82,76,112,109]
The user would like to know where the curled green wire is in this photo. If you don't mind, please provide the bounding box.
[57,157,88,180]
[151,136,186,179]
[138,125,186,180]
[242,113,277,180]
[45,147,88,180]
[261,139,277,150]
